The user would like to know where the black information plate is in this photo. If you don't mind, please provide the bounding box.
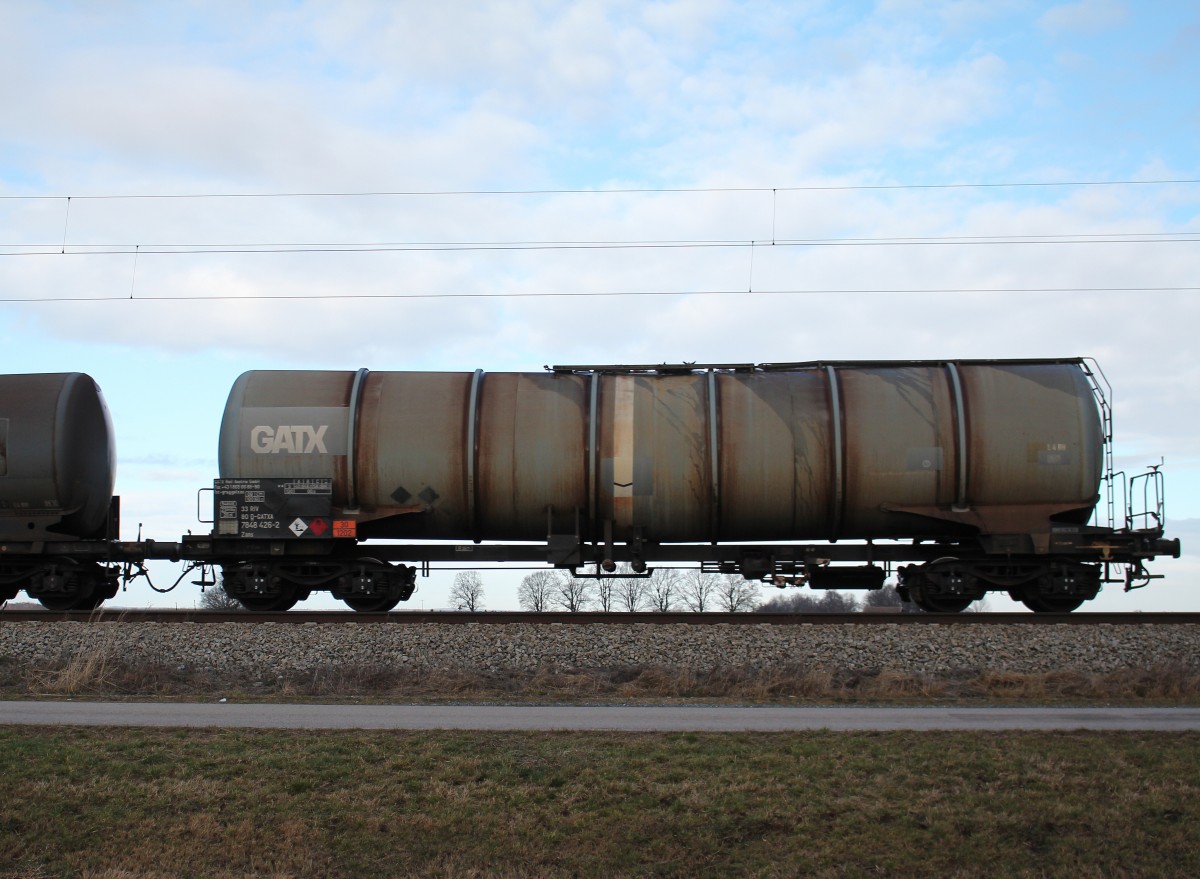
[214,478,335,539]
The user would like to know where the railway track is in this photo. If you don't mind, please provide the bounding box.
[2,609,1197,625]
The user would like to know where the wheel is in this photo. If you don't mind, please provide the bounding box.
[38,583,101,611]
[69,589,107,611]
[38,590,93,611]
[335,561,414,612]
[902,573,974,614]
[33,562,107,611]
[912,593,973,613]
[222,565,305,612]
[1019,594,1084,614]
[64,573,118,611]
[342,591,403,612]
[1014,565,1092,613]
[236,589,300,612]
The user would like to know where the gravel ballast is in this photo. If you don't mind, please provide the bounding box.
[1,620,1197,676]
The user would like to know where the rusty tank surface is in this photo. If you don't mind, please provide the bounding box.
[0,372,117,541]
[218,360,1105,547]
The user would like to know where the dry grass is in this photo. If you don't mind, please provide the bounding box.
[4,656,1200,704]
[16,610,131,697]
[25,643,122,696]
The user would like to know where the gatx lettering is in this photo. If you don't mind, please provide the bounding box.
[250,425,329,454]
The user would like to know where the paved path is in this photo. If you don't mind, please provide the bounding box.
[3,701,1200,731]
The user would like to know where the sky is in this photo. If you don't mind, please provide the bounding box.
[1,0,1197,611]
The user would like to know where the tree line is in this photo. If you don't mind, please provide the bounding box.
[511,566,761,613]
[202,569,930,612]
[458,568,926,613]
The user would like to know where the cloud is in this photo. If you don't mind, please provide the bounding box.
[1,2,1015,193]
[1039,0,1127,35]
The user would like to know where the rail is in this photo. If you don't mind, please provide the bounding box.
[2,609,1197,625]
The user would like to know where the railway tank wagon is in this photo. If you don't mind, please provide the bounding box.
[217,361,1104,544]
[209,359,1176,613]
[0,361,1179,613]
[0,373,121,609]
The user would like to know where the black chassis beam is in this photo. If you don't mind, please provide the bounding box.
[0,539,182,563]
[174,531,1172,576]
[179,536,922,567]
[3,527,1174,581]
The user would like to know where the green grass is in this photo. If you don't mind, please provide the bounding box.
[2,728,1199,878]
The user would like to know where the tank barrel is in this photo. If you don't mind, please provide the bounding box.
[218,360,1106,547]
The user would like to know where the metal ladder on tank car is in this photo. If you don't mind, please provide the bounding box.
[1081,358,1173,592]
[1080,357,1118,532]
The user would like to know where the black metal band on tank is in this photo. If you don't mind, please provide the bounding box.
[466,369,485,543]
[587,370,599,543]
[825,365,844,541]
[945,362,970,511]
[345,368,370,511]
[706,368,721,545]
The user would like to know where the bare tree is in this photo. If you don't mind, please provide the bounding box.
[680,570,720,612]
[615,569,648,612]
[555,574,592,612]
[816,590,861,613]
[449,571,485,611]
[717,574,760,612]
[595,575,617,611]
[646,568,681,612]
[756,590,802,612]
[518,570,558,612]
[200,581,243,611]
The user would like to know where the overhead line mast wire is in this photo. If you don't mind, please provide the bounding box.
[2,232,1199,256]
[4,286,1198,304]
[2,176,1199,200]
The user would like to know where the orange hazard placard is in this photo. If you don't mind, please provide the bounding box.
[332,520,357,538]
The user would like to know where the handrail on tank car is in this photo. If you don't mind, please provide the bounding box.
[551,357,1099,375]
[1110,469,1130,532]
[548,363,757,374]
[1128,466,1166,532]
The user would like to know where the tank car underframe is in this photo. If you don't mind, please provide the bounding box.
[174,523,1176,613]
[0,524,1175,613]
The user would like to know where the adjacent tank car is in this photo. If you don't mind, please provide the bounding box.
[0,360,1181,613]
[0,373,121,609]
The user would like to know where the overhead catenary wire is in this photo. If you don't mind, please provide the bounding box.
[2,176,1199,200]
[3,286,1197,304]
[1,178,1193,304]
[2,231,1199,257]
[2,176,1193,261]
